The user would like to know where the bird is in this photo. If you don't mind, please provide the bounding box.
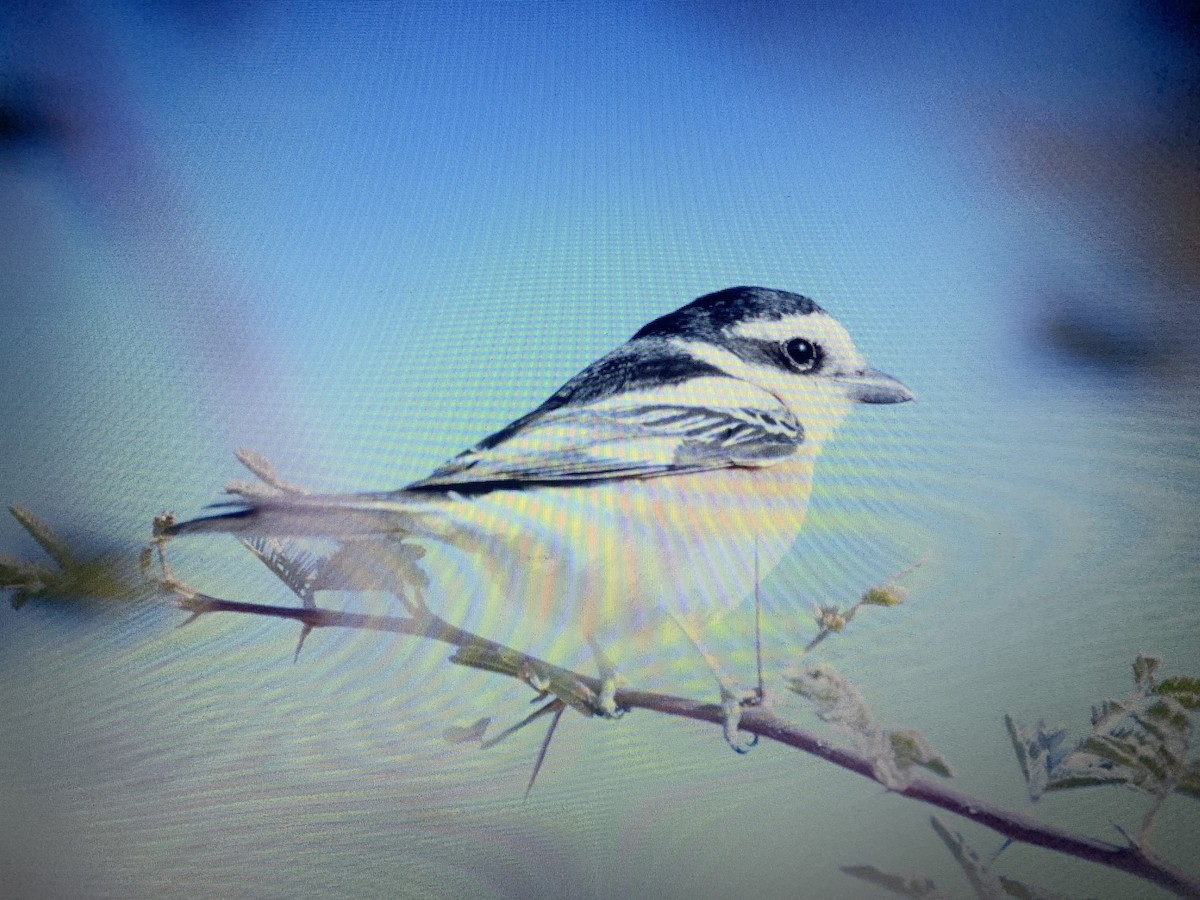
[167,286,912,748]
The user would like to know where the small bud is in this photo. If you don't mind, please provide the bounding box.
[812,603,846,631]
[861,585,906,607]
[152,511,176,538]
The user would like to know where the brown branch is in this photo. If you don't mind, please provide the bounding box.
[168,589,1200,899]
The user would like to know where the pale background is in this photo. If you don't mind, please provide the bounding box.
[1,2,1197,897]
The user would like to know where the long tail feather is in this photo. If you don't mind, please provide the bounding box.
[165,492,432,539]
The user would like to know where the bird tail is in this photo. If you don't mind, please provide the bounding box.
[163,491,438,539]
[161,449,444,540]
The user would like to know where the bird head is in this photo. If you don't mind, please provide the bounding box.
[638,286,913,449]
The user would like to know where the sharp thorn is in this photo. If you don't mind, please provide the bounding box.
[988,838,1015,864]
[480,699,561,751]
[524,702,566,802]
[294,624,313,662]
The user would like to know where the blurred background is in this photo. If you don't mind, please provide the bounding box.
[1,1,1197,897]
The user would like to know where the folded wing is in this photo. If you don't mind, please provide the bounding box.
[405,380,804,493]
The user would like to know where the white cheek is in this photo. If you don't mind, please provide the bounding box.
[759,377,852,448]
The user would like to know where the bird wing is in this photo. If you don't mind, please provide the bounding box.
[404,379,803,493]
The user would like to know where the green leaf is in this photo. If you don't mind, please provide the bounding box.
[840,865,945,897]
[0,553,39,588]
[1042,660,1195,801]
[846,824,1081,899]
[2,508,146,608]
[321,540,430,595]
[890,728,954,779]
[233,447,309,494]
[8,505,74,570]
[789,666,953,788]
[996,875,1080,900]
[245,538,320,607]
[54,558,140,602]
[1176,761,1200,799]
[1004,715,1070,802]
[861,585,905,607]
[1157,676,1200,711]
[929,816,1008,900]
[443,717,491,744]
[1132,654,1161,691]
[785,663,871,730]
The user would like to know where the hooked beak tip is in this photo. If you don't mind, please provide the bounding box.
[840,369,914,405]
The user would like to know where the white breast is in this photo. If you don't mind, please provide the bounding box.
[417,452,818,681]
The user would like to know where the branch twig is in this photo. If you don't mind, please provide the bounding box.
[163,587,1200,899]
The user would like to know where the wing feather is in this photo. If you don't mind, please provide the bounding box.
[404,382,803,493]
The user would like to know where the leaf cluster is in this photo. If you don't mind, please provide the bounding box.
[3,466,1198,897]
[845,817,1082,899]
[0,505,143,609]
[1006,654,1199,809]
[786,662,953,788]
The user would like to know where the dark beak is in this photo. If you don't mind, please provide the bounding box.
[834,368,914,404]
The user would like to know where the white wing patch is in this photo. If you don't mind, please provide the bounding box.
[406,380,803,492]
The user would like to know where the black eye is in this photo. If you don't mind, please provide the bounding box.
[783,337,821,372]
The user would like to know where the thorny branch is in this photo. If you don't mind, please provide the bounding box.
[4,503,1197,897]
[153,568,1200,898]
